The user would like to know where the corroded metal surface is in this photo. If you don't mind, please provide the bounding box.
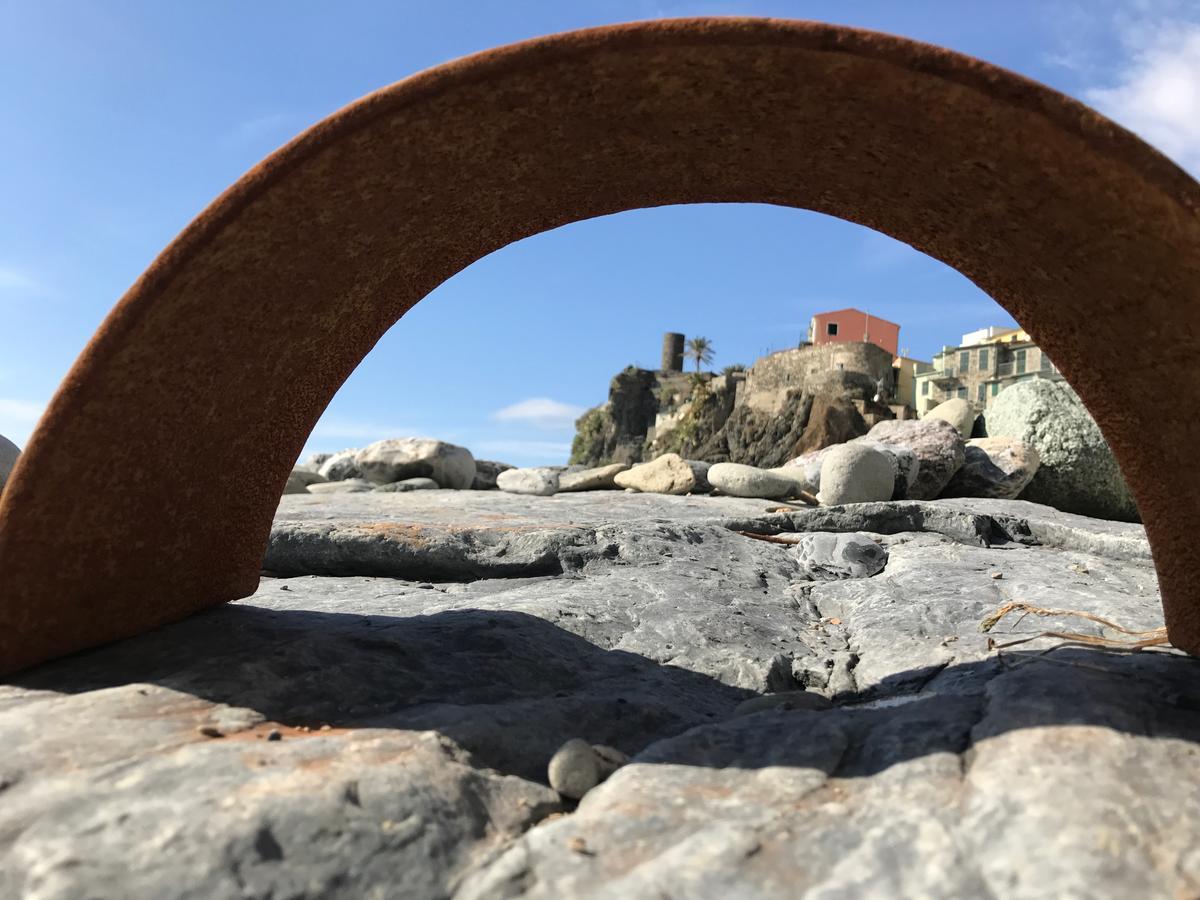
[1,17,1197,672]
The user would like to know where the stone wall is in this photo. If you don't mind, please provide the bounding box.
[741,342,896,414]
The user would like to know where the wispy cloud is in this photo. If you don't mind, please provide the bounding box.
[0,265,44,294]
[492,397,585,430]
[219,113,297,150]
[1083,15,1200,174]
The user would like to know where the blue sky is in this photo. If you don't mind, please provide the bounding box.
[2,1,1198,465]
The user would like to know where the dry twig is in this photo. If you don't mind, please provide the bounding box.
[979,601,1169,652]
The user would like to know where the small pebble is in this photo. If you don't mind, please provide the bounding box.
[279,584,290,591]
[990,572,1003,579]
[319,724,331,731]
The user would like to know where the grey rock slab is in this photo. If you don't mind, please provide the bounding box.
[0,684,559,900]
[497,467,560,496]
[793,532,888,580]
[356,437,476,489]
[557,463,628,492]
[374,476,440,492]
[4,493,1191,898]
[459,648,1200,899]
[864,417,965,500]
[817,443,895,505]
[939,436,1040,500]
[930,497,1150,561]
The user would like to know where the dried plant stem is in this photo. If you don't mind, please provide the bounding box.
[980,601,1169,652]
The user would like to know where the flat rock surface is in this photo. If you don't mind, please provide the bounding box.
[3,493,1196,898]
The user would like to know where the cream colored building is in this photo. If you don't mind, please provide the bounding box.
[914,327,1062,416]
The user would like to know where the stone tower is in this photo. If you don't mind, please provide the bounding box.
[661,332,684,373]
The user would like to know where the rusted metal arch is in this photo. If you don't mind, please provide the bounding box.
[1,18,1198,673]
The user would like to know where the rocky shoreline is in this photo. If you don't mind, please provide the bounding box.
[1,488,1194,897]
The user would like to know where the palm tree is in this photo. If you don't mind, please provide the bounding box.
[686,336,714,373]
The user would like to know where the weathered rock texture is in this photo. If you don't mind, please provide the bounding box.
[1,18,1198,680]
[817,443,895,505]
[3,491,1196,897]
[862,418,965,501]
[941,436,1040,500]
[472,459,514,490]
[985,379,1138,522]
[614,454,711,495]
[356,437,476,490]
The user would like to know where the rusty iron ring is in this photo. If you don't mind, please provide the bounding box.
[1,17,1198,673]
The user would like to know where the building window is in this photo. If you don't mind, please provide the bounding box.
[1015,349,1027,374]
[959,350,970,372]
[826,322,838,336]
[979,348,989,370]
[977,384,986,402]
[920,381,929,396]
[991,382,999,396]
[1040,351,1053,371]
[957,386,967,399]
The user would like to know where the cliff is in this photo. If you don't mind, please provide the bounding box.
[571,342,908,468]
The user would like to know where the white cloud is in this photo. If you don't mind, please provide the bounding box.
[1086,20,1200,173]
[492,397,586,430]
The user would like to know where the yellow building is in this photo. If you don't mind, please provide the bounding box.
[914,326,1061,416]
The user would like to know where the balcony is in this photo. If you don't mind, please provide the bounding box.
[931,367,959,384]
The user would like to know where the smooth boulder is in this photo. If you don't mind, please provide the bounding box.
[355,438,475,489]
[283,468,328,495]
[496,467,560,496]
[862,418,965,500]
[558,463,629,492]
[793,531,889,580]
[613,454,712,495]
[849,438,919,500]
[816,443,895,505]
[307,478,375,494]
[317,449,362,482]
[941,437,1040,500]
[985,380,1137,521]
[923,397,976,436]
[472,459,514,490]
[708,462,810,499]
[0,434,20,494]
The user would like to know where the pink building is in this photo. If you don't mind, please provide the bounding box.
[807,308,900,356]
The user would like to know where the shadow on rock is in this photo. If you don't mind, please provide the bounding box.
[11,604,1200,783]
